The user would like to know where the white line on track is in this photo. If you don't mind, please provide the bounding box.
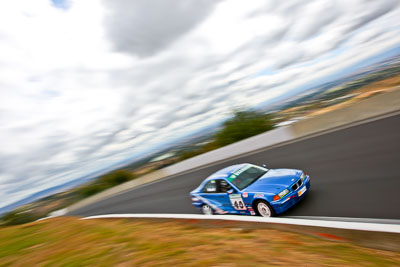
[284,216,400,225]
[81,214,400,234]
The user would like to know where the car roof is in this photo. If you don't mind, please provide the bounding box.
[203,163,250,182]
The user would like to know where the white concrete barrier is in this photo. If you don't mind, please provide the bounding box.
[49,208,67,217]
[164,126,295,175]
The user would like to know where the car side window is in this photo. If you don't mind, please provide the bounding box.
[218,179,232,193]
[202,180,217,193]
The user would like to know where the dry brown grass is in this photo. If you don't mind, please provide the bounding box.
[0,217,399,266]
[308,74,400,117]
[354,74,400,94]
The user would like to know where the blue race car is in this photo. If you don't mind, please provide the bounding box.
[190,163,310,217]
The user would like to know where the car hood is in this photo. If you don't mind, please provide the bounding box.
[243,168,302,194]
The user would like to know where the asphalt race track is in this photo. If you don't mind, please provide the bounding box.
[69,113,400,219]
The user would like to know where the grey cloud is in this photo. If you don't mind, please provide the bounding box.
[103,0,219,57]
[149,115,176,129]
[115,131,151,144]
[174,101,212,120]
[247,1,304,18]
[273,51,304,70]
[219,27,290,66]
[275,1,307,16]
[42,165,73,177]
[288,2,338,41]
[142,92,222,130]
[73,125,129,159]
[344,0,398,33]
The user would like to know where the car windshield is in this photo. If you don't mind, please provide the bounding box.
[227,166,267,190]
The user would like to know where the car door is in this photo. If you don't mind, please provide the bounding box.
[211,179,233,212]
[215,179,247,214]
[198,180,225,211]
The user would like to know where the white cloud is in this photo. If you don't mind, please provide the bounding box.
[0,0,400,209]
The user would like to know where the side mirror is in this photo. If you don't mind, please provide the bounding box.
[227,189,234,194]
[262,164,267,168]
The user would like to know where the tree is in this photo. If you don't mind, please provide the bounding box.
[78,170,135,198]
[177,110,274,161]
[1,210,40,225]
[99,170,133,186]
[214,110,274,147]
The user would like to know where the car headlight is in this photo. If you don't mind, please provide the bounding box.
[273,189,290,201]
[300,173,306,181]
[278,189,289,198]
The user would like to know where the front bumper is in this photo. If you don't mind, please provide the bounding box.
[271,175,311,214]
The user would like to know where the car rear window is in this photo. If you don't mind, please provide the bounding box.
[202,180,217,193]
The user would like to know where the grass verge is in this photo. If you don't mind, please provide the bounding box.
[0,217,399,266]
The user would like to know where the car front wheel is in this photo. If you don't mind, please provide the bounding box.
[255,200,274,217]
[201,204,213,215]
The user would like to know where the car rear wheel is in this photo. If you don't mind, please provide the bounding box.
[201,204,213,215]
[255,200,274,217]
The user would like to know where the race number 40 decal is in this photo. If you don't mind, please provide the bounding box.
[229,194,247,210]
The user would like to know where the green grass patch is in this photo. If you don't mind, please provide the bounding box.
[0,218,399,266]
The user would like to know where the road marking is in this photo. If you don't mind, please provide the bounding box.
[284,216,400,225]
[81,214,400,234]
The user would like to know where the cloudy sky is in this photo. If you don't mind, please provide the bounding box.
[1,0,400,209]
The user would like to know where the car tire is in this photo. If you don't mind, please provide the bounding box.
[201,204,213,215]
[255,200,274,217]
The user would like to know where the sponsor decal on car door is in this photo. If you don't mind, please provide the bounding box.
[229,194,247,210]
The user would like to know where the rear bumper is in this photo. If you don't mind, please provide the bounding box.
[192,202,203,208]
[271,176,311,214]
